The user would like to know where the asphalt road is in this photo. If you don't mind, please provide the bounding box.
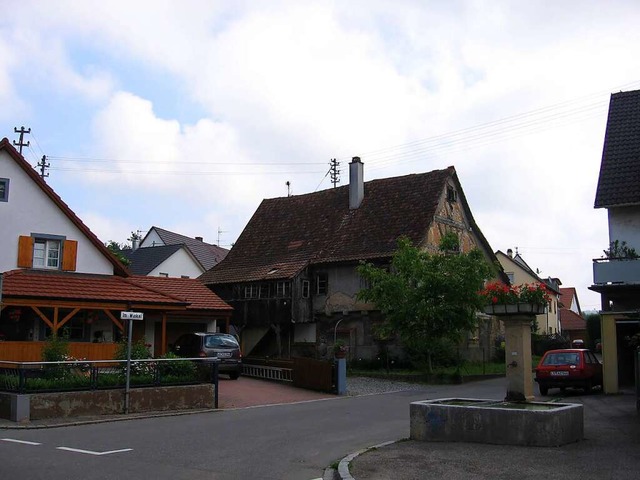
[0,378,507,480]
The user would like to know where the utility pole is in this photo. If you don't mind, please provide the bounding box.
[37,155,50,179]
[330,158,340,188]
[13,126,31,154]
[286,181,291,197]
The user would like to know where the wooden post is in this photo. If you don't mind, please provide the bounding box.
[53,307,59,335]
[161,313,167,356]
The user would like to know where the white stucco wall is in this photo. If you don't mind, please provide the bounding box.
[140,229,165,248]
[0,150,114,274]
[608,206,640,252]
[147,248,204,278]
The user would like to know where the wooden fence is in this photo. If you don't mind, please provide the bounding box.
[292,357,334,392]
[0,342,118,362]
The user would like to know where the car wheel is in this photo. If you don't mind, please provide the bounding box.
[229,372,240,380]
[539,384,549,396]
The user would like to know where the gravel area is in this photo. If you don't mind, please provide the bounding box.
[346,376,429,396]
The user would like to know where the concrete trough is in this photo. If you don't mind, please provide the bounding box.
[410,398,583,447]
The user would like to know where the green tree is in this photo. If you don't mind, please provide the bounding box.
[585,312,601,349]
[105,240,131,266]
[357,237,492,372]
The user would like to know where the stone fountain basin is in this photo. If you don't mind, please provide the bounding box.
[410,398,583,447]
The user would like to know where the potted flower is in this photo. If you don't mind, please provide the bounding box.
[333,339,348,359]
[479,281,550,315]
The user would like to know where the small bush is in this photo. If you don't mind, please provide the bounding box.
[158,352,197,379]
[42,334,70,362]
[114,338,154,376]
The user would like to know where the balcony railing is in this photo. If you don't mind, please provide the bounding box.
[593,257,640,285]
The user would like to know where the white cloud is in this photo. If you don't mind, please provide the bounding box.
[3,0,640,310]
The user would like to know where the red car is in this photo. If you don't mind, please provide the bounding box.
[535,349,603,396]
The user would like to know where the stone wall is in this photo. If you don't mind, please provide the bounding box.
[0,384,215,422]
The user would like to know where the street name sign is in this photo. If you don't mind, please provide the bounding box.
[120,311,144,321]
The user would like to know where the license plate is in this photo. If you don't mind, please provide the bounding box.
[550,371,569,376]
[216,352,232,358]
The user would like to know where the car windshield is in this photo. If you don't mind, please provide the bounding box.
[204,335,238,348]
[542,352,580,366]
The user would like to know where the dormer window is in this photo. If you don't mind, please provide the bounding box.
[0,178,8,202]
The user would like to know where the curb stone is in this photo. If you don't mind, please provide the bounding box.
[336,440,398,480]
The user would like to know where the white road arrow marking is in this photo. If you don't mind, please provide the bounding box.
[56,447,133,456]
[1,438,42,446]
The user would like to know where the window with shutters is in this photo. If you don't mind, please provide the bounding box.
[33,238,61,269]
[17,234,78,271]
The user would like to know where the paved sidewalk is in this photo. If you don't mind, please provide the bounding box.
[347,390,640,480]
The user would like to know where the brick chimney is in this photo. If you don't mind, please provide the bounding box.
[349,156,364,210]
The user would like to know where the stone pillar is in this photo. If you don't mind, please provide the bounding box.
[601,313,618,394]
[503,315,534,401]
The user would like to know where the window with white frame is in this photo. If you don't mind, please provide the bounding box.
[0,178,9,202]
[506,272,514,284]
[245,284,259,299]
[316,273,328,295]
[276,281,290,297]
[33,238,61,269]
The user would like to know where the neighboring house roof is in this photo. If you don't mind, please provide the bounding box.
[1,269,186,307]
[122,244,184,275]
[142,226,228,270]
[559,308,587,331]
[559,287,582,314]
[595,89,640,208]
[202,167,500,285]
[496,250,561,295]
[0,138,128,276]
[131,276,233,311]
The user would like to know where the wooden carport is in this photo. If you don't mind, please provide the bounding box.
[0,269,232,361]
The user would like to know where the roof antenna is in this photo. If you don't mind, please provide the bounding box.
[286,181,291,197]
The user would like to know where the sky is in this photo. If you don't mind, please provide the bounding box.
[1,0,639,312]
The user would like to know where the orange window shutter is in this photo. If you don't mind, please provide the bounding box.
[17,235,34,268]
[62,239,78,271]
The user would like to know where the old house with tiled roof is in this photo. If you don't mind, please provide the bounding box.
[0,138,231,360]
[591,89,640,393]
[201,157,503,360]
[558,287,587,344]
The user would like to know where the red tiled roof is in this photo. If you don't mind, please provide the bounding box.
[201,167,462,284]
[0,139,128,276]
[559,308,586,331]
[559,287,576,309]
[130,276,232,311]
[1,269,186,307]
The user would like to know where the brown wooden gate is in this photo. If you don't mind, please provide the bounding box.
[292,357,334,392]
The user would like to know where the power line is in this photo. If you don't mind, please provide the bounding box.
[49,166,324,176]
[48,156,325,166]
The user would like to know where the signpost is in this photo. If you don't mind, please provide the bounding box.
[121,311,144,414]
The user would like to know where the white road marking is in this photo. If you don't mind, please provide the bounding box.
[1,438,42,446]
[56,447,133,456]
